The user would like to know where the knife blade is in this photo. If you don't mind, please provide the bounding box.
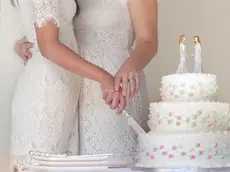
[122,110,154,147]
[122,110,146,135]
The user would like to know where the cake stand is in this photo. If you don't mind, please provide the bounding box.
[131,167,230,172]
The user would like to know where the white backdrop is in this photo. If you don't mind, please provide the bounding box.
[1,0,230,171]
[0,0,24,171]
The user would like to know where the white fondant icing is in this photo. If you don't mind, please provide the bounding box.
[137,72,230,169]
[149,102,230,132]
[136,132,230,168]
[160,73,217,101]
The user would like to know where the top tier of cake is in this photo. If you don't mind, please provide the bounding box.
[160,73,217,101]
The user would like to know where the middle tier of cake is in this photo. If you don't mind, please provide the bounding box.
[148,102,230,132]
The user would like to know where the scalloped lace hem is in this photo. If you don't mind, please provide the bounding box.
[34,16,59,28]
[10,155,32,172]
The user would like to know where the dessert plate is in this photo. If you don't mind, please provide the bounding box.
[31,160,110,166]
[31,159,133,168]
[26,165,109,172]
[32,153,113,162]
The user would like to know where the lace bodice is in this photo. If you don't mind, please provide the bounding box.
[17,0,78,52]
[74,0,135,56]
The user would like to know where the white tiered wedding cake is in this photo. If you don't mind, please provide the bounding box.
[136,36,230,168]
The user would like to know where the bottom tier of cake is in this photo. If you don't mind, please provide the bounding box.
[136,132,230,168]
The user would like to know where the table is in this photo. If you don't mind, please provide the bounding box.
[24,167,230,172]
[109,167,230,172]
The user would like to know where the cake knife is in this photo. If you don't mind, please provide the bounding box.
[122,110,146,135]
[122,110,154,146]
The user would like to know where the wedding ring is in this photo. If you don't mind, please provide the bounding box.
[128,78,135,81]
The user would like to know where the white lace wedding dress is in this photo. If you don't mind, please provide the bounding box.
[10,0,80,170]
[74,0,149,163]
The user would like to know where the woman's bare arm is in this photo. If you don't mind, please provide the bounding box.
[35,22,106,82]
[127,0,158,71]
[32,0,109,83]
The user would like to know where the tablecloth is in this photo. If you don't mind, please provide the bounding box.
[24,167,230,172]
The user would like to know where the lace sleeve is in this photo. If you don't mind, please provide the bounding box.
[32,0,59,28]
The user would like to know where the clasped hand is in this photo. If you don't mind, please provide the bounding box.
[101,58,140,115]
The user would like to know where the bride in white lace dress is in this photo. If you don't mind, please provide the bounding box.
[13,0,158,167]
[74,0,157,163]
[10,0,126,171]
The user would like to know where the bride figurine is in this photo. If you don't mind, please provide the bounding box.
[192,36,203,73]
[176,35,188,73]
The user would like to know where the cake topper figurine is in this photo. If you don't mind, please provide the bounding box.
[192,36,203,73]
[176,35,188,73]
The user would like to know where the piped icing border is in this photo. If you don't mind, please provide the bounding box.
[161,73,217,83]
[150,101,229,107]
[149,101,230,131]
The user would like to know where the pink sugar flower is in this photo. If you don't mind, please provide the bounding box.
[168,120,173,124]
[136,156,140,160]
[177,116,182,120]
[172,146,177,150]
[190,155,196,160]
[208,155,212,159]
[146,152,150,156]
[151,155,155,159]
[136,147,140,152]
[176,122,181,126]
[199,150,204,155]
[196,143,201,147]
[181,152,186,156]
[192,122,197,127]
[169,154,174,158]
[162,151,168,156]
[154,148,158,151]
[159,145,164,149]
[208,123,213,128]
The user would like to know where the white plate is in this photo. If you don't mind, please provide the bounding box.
[32,153,113,162]
[26,165,109,172]
[31,160,134,168]
[31,160,110,166]
[106,161,134,168]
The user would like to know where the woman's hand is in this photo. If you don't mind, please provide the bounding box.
[115,58,140,98]
[14,36,34,65]
[110,91,126,115]
[100,73,126,115]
